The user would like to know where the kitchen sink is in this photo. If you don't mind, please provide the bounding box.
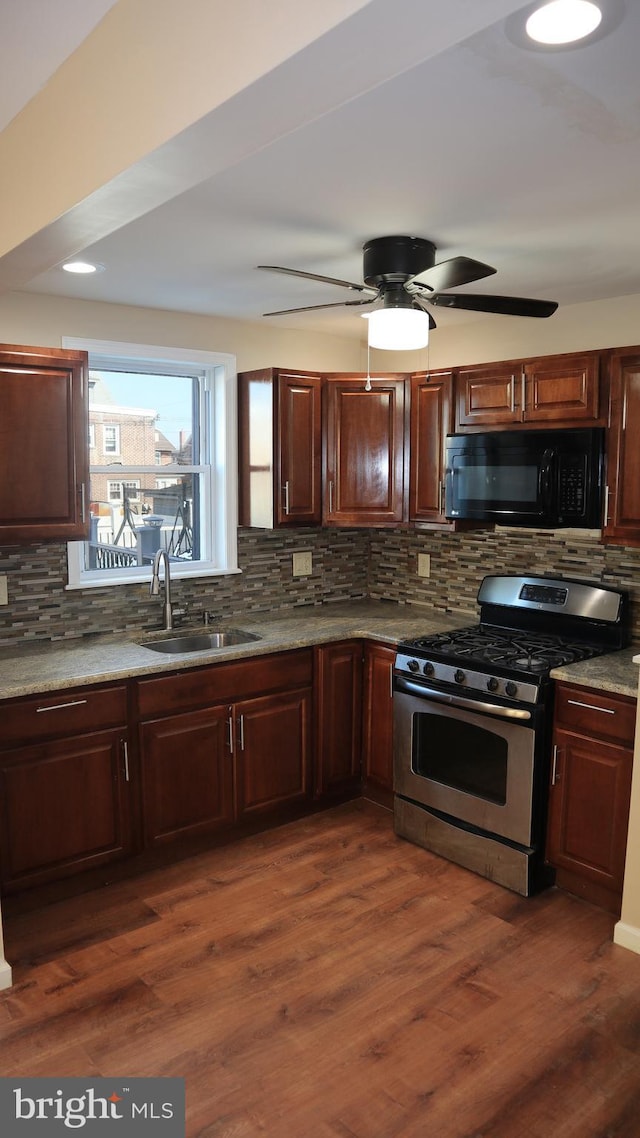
[140,630,261,654]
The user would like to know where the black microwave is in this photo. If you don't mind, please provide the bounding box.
[445,427,605,528]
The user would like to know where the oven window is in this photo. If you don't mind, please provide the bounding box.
[412,714,508,805]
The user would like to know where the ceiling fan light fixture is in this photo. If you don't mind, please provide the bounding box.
[525,0,602,44]
[367,306,430,351]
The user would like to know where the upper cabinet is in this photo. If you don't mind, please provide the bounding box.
[324,374,407,527]
[456,351,605,431]
[238,368,322,528]
[409,369,453,526]
[0,343,89,544]
[602,347,640,547]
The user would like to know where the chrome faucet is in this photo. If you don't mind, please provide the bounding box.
[150,549,174,630]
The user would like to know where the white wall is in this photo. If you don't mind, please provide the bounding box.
[2,288,640,375]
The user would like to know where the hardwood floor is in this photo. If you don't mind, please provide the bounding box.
[2,800,640,1137]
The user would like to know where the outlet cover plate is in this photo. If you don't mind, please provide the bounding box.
[292,551,312,577]
[417,553,431,578]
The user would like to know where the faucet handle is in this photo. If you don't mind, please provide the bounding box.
[202,609,216,626]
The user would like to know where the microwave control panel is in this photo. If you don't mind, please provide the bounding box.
[558,455,587,517]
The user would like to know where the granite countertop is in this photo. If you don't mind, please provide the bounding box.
[1,599,638,702]
[0,601,470,701]
[550,646,640,700]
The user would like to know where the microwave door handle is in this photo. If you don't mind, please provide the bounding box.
[539,448,555,509]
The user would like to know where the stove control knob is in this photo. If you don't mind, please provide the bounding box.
[407,659,420,673]
[454,669,466,684]
[505,681,518,698]
[487,677,500,693]
[423,662,435,677]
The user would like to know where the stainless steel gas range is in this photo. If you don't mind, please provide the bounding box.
[393,574,630,896]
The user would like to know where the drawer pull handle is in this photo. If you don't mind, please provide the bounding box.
[567,699,615,715]
[36,699,88,713]
[122,739,130,782]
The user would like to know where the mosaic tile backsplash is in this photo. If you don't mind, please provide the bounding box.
[1,525,640,648]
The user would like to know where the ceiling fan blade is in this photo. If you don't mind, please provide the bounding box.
[414,256,496,293]
[411,296,437,330]
[430,293,558,318]
[257,264,377,295]
[263,297,377,317]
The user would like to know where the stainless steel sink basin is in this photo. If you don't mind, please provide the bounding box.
[140,630,261,653]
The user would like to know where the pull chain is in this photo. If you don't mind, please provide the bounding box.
[365,339,372,391]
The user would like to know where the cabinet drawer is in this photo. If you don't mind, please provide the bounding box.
[1,684,128,747]
[554,683,636,747]
[136,649,313,718]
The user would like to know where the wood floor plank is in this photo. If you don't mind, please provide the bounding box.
[1,800,640,1138]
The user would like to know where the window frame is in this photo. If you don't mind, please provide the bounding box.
[64,337,239,590]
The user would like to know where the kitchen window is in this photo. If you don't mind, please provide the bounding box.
[65,338,238,589]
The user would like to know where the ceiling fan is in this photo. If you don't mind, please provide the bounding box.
[257,236,558,332]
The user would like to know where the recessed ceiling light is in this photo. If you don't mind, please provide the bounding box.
[525,1,602,45]
[61,260,103,274]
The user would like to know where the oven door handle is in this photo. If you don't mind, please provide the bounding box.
[394,676,532,721]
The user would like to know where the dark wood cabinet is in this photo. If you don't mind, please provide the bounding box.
[0,683,130,892]
[362,641,395,804]
[140,705,233,846]
[456,351,604,430]
[602,347,640,546]
[137,650,314,847]
[235,688,312,818]
[314,641,363,796]
[324,375,407,526]
[238,368,322,528]
[0,342,89,543]
[546,682,635,914]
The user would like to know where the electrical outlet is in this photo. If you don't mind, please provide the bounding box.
[417,553,431,578]
[292,551,313,577]
[0,575,7,605]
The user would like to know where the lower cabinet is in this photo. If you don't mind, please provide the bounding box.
[546,682,636,914]
[140,706,234,846]
[0,682,131,892]
[362,641,395,802]
[0,639,398,897]
[314,641,363,797]
[136,650,314,850]
[235,688,312,818]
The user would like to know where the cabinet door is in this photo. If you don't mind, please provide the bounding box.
[277,373,322,525]
[237,368,321,528]
[523,353,601,424]
[603,349,640,546]
[324,376,406,525]
[409,371,452,523]
[546,727,633,910]
[0,729,130,891]
[315,641,363,796]
[0,344,89,543]
[235,688,312,817]
[140,706,233,846]
[456,363,521,427]
[362,642,395,801]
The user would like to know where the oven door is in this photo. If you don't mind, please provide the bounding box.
[394,679,538,847]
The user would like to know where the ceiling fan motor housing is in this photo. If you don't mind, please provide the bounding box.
[362,236,436,287]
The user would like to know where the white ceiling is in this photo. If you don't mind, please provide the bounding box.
[4,0,640,341]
